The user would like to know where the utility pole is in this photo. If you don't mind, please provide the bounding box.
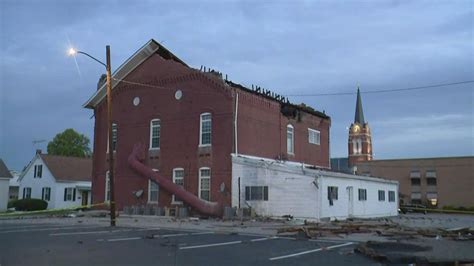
[106,45,116,227]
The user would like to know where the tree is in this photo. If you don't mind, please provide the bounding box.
[47,128,91,157]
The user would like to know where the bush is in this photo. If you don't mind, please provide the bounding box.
[7,199,18,209]
[11,199,48,211]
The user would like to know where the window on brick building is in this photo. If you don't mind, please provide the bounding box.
[411,178,421,186]
[149,119,161,149]
[426,178,437,186]
[199,113,212,146]
[199,167,211,201]
[308,128,320,145]
[287,124,294,154]
[172,168,184,204]
[107,123,118,152]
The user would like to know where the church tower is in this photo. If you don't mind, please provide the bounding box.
[348,88,373,166]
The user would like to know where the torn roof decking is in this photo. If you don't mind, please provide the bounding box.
[83,39,330,120]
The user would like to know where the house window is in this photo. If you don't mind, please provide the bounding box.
[34,165,43,178]
[105,171,111,202]
[199,167,211,201]
[426,178,437,186]
[388,191,396,202]
[411,178,421,186]
[308,128,320,145]
[378,190,385,201]
[149,119,161,149]
[148,180,159,203]
[172,168,184,204]
[42,187,51,201]
[358,188,367,201]
[199,113,212,146]
[327,186,338,206]
[64,187,76,201]
[23,187,32,199]
[287,124,294,154]
[245,186,269,201]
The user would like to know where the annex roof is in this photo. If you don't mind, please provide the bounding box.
[40,154,92,182]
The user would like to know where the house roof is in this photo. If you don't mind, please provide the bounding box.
[354,87,365,124]
[0,159,13,178]
[40,154,92,182]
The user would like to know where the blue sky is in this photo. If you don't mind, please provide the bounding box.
[1,0,473,171]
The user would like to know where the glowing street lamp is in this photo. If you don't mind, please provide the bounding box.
[69,45,116,227]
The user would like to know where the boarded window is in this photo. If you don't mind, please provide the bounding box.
[411,178,421,186]
[388,191,395,202]
[378,190,385,201]
[245,186,269,201]
[358,189,367,201]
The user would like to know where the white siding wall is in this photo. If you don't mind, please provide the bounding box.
[320,175,398,220]
[54,181,91,209]
[0,178,9,210]
[232,157,320,219]
[19,157,57,209]
[18,156,92,209]
[232,154,399,221]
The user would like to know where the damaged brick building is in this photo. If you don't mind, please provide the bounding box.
[84,39,331,211]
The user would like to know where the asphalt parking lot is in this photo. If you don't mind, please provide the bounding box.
[0,221,379,265]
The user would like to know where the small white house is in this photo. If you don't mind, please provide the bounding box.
[18,152,92,209]
[0,159,12,210]
[231,154,399,220]
[8,170,20,200]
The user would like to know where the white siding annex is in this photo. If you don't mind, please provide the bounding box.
[231,154,398,220]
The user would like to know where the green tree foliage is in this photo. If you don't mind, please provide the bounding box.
[47,128,91,157]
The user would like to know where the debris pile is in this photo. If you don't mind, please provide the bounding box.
[277,218,474,241]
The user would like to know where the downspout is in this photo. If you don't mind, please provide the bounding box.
[234,93,239,156]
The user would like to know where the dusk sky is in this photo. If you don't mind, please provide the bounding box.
[1,0,473,171]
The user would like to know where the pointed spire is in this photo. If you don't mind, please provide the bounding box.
[354,87,365,124]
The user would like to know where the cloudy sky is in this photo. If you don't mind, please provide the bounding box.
[1,0,473,171]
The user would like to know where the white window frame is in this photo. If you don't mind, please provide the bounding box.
[378,190,386,201]
[308,128,320,145]
[198,167,211,201]
[105,171,111,202]
[287,124,294,154]
[42,187,51,201]
[149,119,161,150]
[64,187,75,202]
[358,188,367,201]
[23,187,32,199]
[148,180,159,203]
[199,113,212,147]
[107,123,118,153]
[34,164,43,178]
[172,168,185,204]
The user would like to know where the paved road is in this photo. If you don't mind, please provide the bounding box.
[0,221,379,265]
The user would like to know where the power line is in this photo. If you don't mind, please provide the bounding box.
[285,80,474,97]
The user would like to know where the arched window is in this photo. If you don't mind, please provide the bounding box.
[287,124,294,154]
[149,119,161,149]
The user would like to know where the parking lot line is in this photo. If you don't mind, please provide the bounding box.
[180,240,243,250]
[268,242,355,261]
[50,229,132,236]
[107,237,142,242]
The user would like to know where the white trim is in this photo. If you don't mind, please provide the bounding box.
[286,124,294,155]
[172,168,184,204]
[199,112,212,147]
[148,179,159,203]
[198,167,211,201]
[308,128,320,145]
[149,118,161,150]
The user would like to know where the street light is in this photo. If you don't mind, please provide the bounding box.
[69,45,116,227]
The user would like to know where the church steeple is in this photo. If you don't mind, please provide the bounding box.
[348,87,373,166]
[354,87,365,124]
